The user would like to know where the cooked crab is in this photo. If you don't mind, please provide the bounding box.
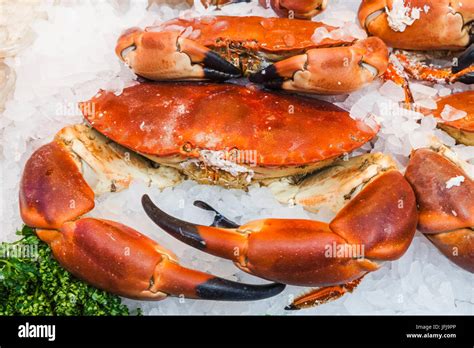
[19,81,384,303]
[116,16,388,94]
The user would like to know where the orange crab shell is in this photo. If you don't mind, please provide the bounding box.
[426,91,474,145]
[359,0,474,50]
[133,16,347,56]
[81,82,378,167]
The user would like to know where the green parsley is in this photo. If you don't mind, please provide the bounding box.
[0,225,134,316]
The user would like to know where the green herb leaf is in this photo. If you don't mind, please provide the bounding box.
[0,225,133,316]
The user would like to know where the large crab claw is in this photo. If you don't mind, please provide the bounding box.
[359,0,474,50]
[250,37,388,94]
[143,168,417,288]
[115,27,241,81]
[19,139,284,301]
[405,144,474,273]
[258,0,328,19]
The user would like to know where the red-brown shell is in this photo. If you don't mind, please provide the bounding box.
[330,170,418,260]
[39,218,164,299]
[359,0,473,50]
[149,16,346,53]
[82,82,377,166]
[20,141,95,230]
[405,148,474,234]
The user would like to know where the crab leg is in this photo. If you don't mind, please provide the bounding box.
[250,37,389,94]
[394,50,474,85]
[285,276,365,310]
[116,28,241,81]
[19,137,285,301]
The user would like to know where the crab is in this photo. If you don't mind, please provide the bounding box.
[359,0,474,85]
[63,81,419,308]
[18,81,419,307]
[405,142,474,273]
[116,16,389,94]
[18,82,374,302]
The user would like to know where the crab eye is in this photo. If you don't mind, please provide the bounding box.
[121,44,136,60]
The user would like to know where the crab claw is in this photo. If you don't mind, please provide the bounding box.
[143,194,378,287]
[249,37,388,94]
[452,44,474,84]
[19,141,95,230]
[20,139,284,301]
[36,218,285,301]
[115,27,241,81]
[405,147,474,273]
[359,0,473,51]
[259,0,328,19]
[143,169,417,287]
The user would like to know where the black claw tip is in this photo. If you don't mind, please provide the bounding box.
[142,194,206,250]
[196,278,285,301]
[203,68,239,81]
[453,43,474,74]
[456,73,474,84]
[249,65,283,88]
[203,51,241,80]
[193,200,216,211]
[284,304,300,311]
